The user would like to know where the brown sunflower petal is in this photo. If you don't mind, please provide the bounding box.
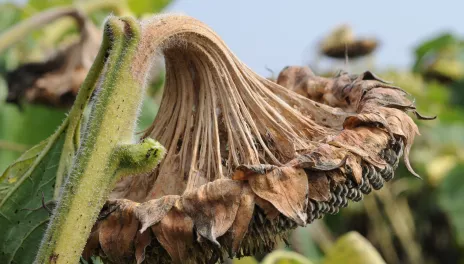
[306,171,331,202]
[135,229,152,264]
[248,167,308,226]
[136,195,179,232]
[181,179,242,245]
[99,199,139,263]
[226,184,255,254]
[152,206,194,263]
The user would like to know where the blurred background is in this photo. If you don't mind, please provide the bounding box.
[0,1,463,263]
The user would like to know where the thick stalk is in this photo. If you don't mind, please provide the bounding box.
[35,17,165,264]
[52,24,110,199]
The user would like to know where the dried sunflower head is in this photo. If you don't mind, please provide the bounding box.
[6,12,101,108]
[82,15,431,263]
[320,24,378,59]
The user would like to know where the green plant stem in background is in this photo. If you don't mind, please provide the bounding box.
[0,1,131,54]
[0,7,85,53]
[34,17,165,264]
[0,139,28,152]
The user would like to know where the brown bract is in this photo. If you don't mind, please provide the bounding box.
[85,15,432,263]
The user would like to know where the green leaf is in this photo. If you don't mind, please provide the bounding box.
[289,226,322,262]
[0,138,49,200]
[413,33,457,72]
[0,102,66,174]
[261,250,314,264]
[0,131,65,264]
[126,0,171,16]
[27,0,73,12]
[438,164,464,246]
[322,232,386,264]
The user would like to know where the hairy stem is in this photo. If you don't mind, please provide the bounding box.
[35,17,165,264]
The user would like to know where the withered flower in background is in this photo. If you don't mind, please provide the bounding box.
[5,10,100,108]
[320,25,378,59]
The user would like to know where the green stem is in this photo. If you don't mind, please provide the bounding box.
[52,23,110,199]
[0,140,29,152]
[0,7,85,53]
[0,1,131,54]
[35,17,165,264]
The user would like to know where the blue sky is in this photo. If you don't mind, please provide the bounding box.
[165,0,464,76]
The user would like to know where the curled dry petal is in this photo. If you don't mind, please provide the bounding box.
[136,195,179,233]
[180,179,242,245]
[99,200,140,263]
[224,184,255,254]
[306,171,331,202]
[151,206,194,263]
[135,229,151,264]
[248,167,308,226]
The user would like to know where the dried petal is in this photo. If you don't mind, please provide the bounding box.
[228,184,255,254]
[135,230,151,264]
[152,206,194,263]
[306,171,330,202]
[345,154,363,184]
[82,223,100,261]
[136,195,179,232]
[255,196,280,220]
[99,199,139,263]
[181,179,242,245]
[248,167,308,226]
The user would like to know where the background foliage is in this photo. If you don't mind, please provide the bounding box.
[1,0,463,263]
